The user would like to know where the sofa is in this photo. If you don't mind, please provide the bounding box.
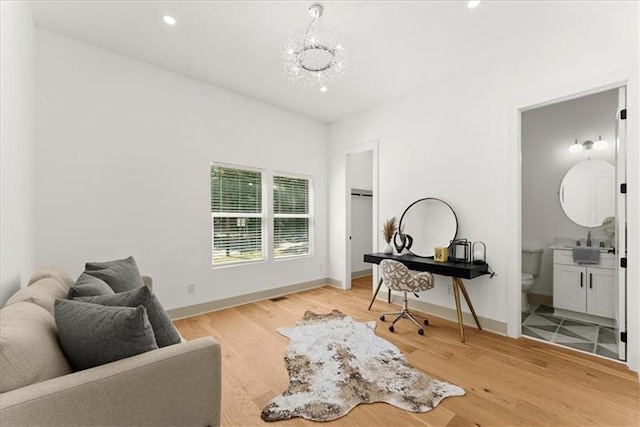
[0,266,221,426]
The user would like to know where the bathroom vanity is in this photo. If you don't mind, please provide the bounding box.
[551,242,615,326]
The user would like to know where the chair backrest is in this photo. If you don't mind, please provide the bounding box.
[380,259,435,292]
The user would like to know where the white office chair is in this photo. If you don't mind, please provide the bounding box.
[379,259,435,335]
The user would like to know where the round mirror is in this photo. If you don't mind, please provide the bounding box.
[559,159,615,227]
[398,198,458,258]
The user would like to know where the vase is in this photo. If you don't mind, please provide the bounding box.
[383,242,393,254]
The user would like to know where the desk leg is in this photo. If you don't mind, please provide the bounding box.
[456,277,482,330]
[368,278,384,311]
[451,278,465,343]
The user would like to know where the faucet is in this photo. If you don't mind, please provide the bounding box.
[587,230,592,247]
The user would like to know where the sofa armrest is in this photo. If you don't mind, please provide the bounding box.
[142,275,153,290]
[0,337,221,426]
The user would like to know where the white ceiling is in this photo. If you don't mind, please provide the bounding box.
[29,1,624,123]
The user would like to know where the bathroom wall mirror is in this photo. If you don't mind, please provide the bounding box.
[398,198,458,257]
[559,159,615,227]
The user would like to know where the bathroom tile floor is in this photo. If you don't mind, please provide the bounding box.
[522,304,621,361]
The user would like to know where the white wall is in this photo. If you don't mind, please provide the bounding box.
[0,2,37,306]
[522,89,618,297]
[328,3,639,370]
[35,30,328,310]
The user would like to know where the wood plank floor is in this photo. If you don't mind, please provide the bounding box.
[174,276,640,427]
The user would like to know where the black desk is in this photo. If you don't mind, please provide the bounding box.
[363,252,489,342]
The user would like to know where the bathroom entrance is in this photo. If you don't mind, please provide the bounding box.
[519,87,627,362]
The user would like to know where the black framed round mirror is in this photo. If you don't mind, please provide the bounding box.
[398,198,458,258]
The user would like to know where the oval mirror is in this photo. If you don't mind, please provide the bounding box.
[559,159,615,227]
[398,198,458,258]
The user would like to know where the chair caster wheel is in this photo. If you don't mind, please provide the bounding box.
[418,329,424,335]
[380,315,385,321]
[389,325,395,332]
[424,319,429,326]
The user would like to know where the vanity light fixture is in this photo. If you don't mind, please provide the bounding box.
[569,136,608,153]
[162,15,177,26]
[593,135,608,151]
[568,139,583,153]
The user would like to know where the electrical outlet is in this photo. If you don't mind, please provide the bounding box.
[187,283,196,294]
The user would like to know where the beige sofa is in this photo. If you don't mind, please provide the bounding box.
[0,267,221,426]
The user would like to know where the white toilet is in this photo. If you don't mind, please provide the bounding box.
[522,247,543,312]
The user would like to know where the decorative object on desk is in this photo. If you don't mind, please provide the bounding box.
[450,239,471,263]
[434,246,448,262]
[393,226,413,254]
[261,310,465,422]
[398,198,457,257]
[382,217,397,254]
[472,241,486,265]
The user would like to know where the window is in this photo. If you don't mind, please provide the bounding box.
[210,164,312,266]
[211,164,264,265]
[273,175,311,258]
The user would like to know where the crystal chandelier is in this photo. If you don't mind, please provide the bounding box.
[282,4,347,91]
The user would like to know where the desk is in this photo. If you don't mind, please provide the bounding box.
[363,252,489,342]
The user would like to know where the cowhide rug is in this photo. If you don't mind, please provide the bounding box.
[261,310,464,422]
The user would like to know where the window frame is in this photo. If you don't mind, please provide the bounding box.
[210,162,267,268]
[272,171,314,261]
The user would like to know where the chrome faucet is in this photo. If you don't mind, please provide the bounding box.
[587,230,592,247]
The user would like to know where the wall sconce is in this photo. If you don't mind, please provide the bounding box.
[568,136,608,153]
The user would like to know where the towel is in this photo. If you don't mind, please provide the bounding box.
[572,247,600,265]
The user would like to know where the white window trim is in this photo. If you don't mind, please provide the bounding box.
[210,164,314,268]
[210,162,267,268]
[272,171,314,261]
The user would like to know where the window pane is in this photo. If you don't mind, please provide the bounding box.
[211,165,262,213]
[273,176,308,214]
[212,217,262,264]
[274,218,309,258]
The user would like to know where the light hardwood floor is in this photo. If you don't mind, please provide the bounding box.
[174,276,640,426]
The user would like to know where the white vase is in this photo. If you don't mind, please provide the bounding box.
[383,242,393,254]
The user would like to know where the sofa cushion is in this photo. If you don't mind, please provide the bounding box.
[27,266,75,291]
[84,256,145,293]
[0,302,72,393]
[67,273,115,299]
[5,278,70,316]
[55,300,158,371]
[77,286,181,348]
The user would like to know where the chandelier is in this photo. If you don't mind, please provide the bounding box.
[282,4,348,91]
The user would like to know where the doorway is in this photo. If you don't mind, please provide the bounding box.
[344,140,378,291]
[519,87,627,361]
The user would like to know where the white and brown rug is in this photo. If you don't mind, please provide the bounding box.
[261,310,464,422]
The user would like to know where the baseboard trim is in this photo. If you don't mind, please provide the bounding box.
[351,269,373,278]
[167,278,329,320]
[382,294,508,336]
[327,278,342,288]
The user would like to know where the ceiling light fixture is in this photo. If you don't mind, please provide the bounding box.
[467,1,482,9]
[568,136,608,153]
[283,3,348,90]
[162,15,177,26]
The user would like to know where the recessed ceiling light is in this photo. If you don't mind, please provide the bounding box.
[467,1,481,9]
[162,15,177,26]
[320,86,328,93]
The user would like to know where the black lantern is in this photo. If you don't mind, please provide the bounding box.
[450,239,470,263]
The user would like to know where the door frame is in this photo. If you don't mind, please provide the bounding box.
[344,140,379,290]
[507,70,636,370]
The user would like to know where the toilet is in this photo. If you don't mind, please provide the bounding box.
[522,247,544,312]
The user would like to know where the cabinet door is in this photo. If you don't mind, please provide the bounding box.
[553,264,586,313]
[586,267,616,319]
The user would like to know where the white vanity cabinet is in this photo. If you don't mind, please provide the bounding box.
[553,249,616,321]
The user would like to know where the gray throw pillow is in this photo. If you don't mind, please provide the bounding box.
[67,273,115,299]
[84,256,145,293]
[55,300,158,371]
[77,286,181,348]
